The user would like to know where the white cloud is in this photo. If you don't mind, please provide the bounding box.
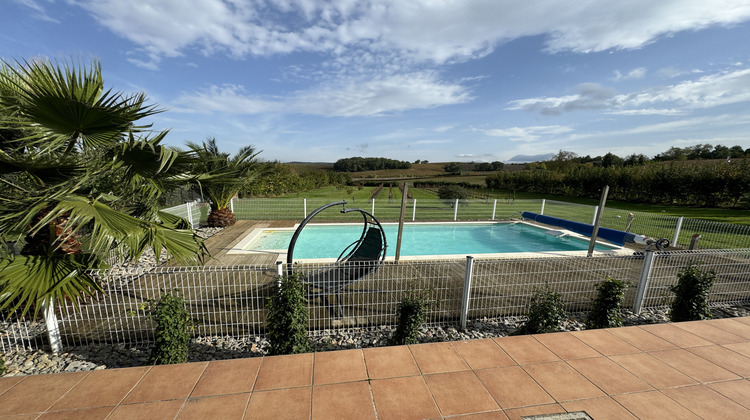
[510,67,750,115]
[613,67,647,81]
[12,0,59,22]
[479,125,574,142]
[71,0,750,67]
[171,72,472,117]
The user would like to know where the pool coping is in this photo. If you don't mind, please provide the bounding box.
[226,221,631,263]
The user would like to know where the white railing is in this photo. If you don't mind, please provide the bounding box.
[4,248,749,353]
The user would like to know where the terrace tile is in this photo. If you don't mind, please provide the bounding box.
[523,361,605,402]
[561,396,637,419]
[177,393,251,419]
[0,375,24,396]
[723,341,750,358]
[51,366,149,410]
[244,387,311,420]
[253,353,313,390]
[708,379,750,409]
[122,363,207,404]
[608,353,697,389]
[38,406,115,420]
[0,371,87,415]
[606,325,679,351]
[707,318,750,339]
[532,332,601,360]
[569,329,640,355]
[363,345,420,379]
[672,320,747,344]
[311,381,375,420]
[613,390,701,420]
[370,376,441,420]
[492,335,560,365]
[424,371,499,416]
[566,357,652,395]
[191,358,261,397]
[313,349,367,385]
[408,341,469,374]
[474,366,555,409]
[687,344,750,377]
[108,400,185,420]
[661,385,750,419]
[452,338,517,370]
[650,348,740,383]
[447,410,509,419]
[641,323,714,347]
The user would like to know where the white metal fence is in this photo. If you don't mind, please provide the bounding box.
[3,249,749,353]
[162,198,750,249]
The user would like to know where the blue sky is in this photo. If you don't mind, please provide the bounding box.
[3,1,750,163]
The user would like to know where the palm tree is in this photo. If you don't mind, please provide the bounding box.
[0,58,206,317]
[186,137,262,227]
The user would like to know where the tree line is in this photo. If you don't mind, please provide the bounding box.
[333,156,412,172]
[485,159,750,208]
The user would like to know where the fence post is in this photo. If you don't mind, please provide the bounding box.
[454,199,459,221]
[591,206,598,225]
[672,216,684,247]
[460,256,475,330]
[540,199,546,215]
[230,197,235,214]
[412,198,417,221]
[372,199,375,216]
[304,198,307,218]
[492,199,497,220]
[633,250,656,314]
[43,301,63,354]
[276,261,283,288]
[186,202,195,229]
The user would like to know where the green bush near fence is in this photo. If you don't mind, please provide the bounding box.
[514,284,568,335]
[146,290,193,365]
[390,290,431,345]
[670,264,716,322]
[586,277,629,329]
[266,273,311,355]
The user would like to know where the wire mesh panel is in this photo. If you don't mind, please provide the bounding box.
[0,316,46,353]
[641,249,750,309]
[57,265,276,348]
[289,260,465,334]
[470,255,644,318]
[674,218,750,249]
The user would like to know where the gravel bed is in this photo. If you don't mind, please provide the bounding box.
[3,304,749,377]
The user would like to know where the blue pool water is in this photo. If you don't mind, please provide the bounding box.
[243,222,615,259]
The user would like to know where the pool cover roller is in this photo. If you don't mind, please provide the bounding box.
[520,211,655,246]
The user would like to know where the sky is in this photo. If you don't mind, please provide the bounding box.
[3,1,750,163]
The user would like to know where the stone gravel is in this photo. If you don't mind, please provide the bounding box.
[3,304,749,377]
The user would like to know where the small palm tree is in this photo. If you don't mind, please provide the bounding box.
[0,58,206,318]
[186,137,262,227]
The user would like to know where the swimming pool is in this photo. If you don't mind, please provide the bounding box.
[229,222,620,261]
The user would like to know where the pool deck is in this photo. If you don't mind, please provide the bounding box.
[3,317,750,419]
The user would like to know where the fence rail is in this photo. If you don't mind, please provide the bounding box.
[3,249,749,353]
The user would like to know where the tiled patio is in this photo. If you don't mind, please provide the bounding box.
[3,318,750,419]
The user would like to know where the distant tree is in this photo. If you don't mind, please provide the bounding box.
[601,152,624,168]
[422,160,429,164]
[474,161,505,172]
[729,146,745,158]
[414,159,421,164]
[332,157,411,172]
[443,162,461,174]
[623,153,649,166]
[654,146,688,161]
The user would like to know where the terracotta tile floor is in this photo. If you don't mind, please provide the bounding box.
[4,318,750,419]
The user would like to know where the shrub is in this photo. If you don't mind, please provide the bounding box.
[515,284,568,335]
[670,264,715,322]
[147,290,193,365]
[0,353,6,376]
[266,273,311,355]
[586,277,629,329]
[390,290,430,345]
